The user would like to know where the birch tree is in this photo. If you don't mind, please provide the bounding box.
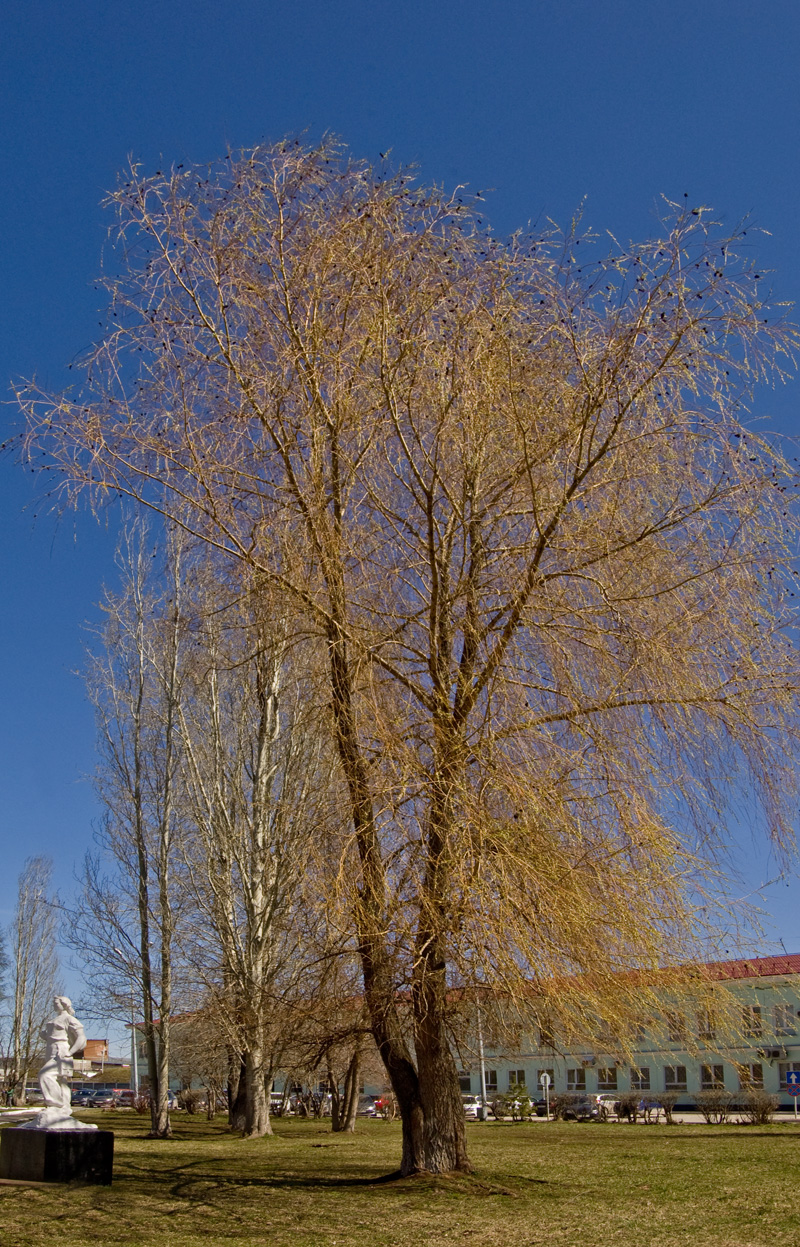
[176,581,339,1138]
[20,140,800,1172]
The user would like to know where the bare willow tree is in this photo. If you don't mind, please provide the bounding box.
[19,140,800,1173]
[3,857,57,1104]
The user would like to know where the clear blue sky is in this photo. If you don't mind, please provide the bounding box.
[1,0,799,1016]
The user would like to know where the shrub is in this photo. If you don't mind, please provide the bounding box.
[696,1089,732,1124]
[738,1090,779,1125]
[659,1092,679,1124]
[550,1093,583,1121]
[180,1089,205,1115]
[614,1093,640,1123]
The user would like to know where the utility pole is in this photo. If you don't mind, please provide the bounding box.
[114,946,139,1095]
[477,1001,488,1117]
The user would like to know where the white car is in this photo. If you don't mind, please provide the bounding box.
[462,1094,485,1118]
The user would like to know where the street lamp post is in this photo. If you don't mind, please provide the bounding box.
[113,947,139,1096]
[130,1002,139,1096]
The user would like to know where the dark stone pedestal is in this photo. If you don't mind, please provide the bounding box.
[0,1129,114,1185]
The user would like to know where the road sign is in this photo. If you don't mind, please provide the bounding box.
[539,1073,551,1087]
[788,1085,800,1096]
[787,1071,800,1092]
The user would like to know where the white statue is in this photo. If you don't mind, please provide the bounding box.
[22,996,97,1131]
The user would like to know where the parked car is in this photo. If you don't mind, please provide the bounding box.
[87,1091,116,1108]
[356,1095,379,1117]
[559,1095,601,1121]
[462,1094,484,1119]
[595,1093,620,1118]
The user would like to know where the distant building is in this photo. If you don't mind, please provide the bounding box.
[457,955,800,1107]
[79,1039,109,1062]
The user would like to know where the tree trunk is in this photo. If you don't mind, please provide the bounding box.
[410,732,471,1173]
[340,1049,361,1134]
[229,1050,247,1131]
[150,1025,172,1138]
[328,1055,342,1131]
[413,947,471,1172]
[243,1046,272,1137]
[326,623,429,1173]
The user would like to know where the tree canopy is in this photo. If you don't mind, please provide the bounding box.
[19,138,800,1172]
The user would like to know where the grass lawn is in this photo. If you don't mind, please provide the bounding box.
[1,1112,799,1246]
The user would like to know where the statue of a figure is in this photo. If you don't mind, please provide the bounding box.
[22,996,98,1131]
[39,996,86,1112]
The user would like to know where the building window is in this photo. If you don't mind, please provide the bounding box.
[538,1025,555,1049]
[630,1020,647,1044]
[742,1006,763,1038]
[664,1065,687,1092]
[774,1005,797,1037]
[738,1063,764,1090]
[778,1062,800,1090]
[458,1071,472,1093]
[484,1069,498,1093]
[665,1012,687,1044]
[630,1067,650,1092]
[597,1067,618,1091]
[700,1064,725,1090]
[508,1070,526,1090]
[536,1068,555,1092]
[567,1068,586,1092]
[697,1009,716,1042]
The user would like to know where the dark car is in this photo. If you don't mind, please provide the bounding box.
[87,1091,116,1108]
[559,1095,601,1121]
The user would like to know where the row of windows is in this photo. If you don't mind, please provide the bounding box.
[538,1004,798,1050]
[463,1062,800,1095]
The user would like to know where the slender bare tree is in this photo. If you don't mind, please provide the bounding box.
[19,140,800,1172]
[3,857,57,1104]
[176,577,340,1138]
[78,522,187,1137]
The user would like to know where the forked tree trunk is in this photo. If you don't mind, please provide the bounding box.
[327,618,467,1173]
[329,1048,361,1133]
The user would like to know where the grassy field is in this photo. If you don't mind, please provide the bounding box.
[1,1112,799,1247]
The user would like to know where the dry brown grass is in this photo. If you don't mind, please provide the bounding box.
[2,1111,800,1246]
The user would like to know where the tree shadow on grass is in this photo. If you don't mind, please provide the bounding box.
[118,1159,542,1199]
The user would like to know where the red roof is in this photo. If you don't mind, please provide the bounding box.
[703,954,800,982]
